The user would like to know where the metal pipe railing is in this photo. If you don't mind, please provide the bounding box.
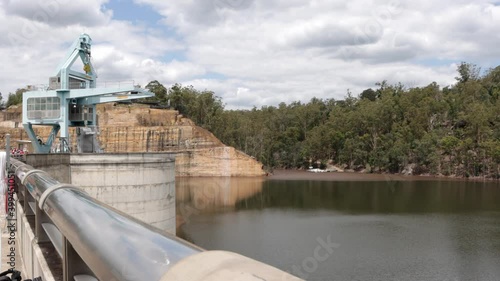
[9,158,202,281]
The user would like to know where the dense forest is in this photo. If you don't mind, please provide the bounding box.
[3,63,500,178]
[148,63,500,178]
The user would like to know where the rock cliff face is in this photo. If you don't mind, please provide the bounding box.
[0,104,266,177]
[176,147,265,177]
[96,104,224,152]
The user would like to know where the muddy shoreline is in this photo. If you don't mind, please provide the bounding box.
[268,169,499,182]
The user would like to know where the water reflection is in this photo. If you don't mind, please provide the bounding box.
[176,176,265,236]
[237,180,500,213]
[177,175,500,216]
[176,177,264,211]
[177,175,500,281]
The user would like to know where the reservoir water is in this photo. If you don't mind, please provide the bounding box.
[176,171,500,281]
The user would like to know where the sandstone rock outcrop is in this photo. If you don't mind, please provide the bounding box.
[176,147,265,177]
[0,104,266,177]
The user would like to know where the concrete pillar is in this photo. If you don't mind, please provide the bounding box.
[69,153,176,234]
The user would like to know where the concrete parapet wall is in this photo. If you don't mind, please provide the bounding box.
[26,154,71,183]
[161,250,303,281]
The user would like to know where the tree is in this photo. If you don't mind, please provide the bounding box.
[192,90,225,132]
[145,80,167,103]
[359,88,377,101]
[6,88,27,107]
[455,62,481,83]
[168,84,197,115]
[481,66,500,102]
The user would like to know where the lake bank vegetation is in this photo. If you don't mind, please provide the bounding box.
[153,63,499,179]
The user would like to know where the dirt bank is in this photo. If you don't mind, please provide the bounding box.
[268,170,492,182]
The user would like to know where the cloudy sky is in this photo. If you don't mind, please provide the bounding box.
[1,0,499,109]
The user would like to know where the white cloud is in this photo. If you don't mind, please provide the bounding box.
[0,0,187,97]
[1,0,500,109]
[1,0,112,27]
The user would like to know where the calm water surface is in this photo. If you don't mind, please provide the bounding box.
[176,172,500,281]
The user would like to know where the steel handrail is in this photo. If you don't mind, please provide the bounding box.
[9,158,202,281]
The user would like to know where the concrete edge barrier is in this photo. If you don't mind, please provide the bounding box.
[68,153,175,165]
[160,250,303,281]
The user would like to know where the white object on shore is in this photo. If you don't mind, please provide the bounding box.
[307,168,327,173]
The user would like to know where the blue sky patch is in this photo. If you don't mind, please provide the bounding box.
[202,72,228,80]
[162,51,187,62]
[105,0,184,59]
[105,0,163,25]
[415,58,457,67]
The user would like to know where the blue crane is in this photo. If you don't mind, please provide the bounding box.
[22,34,154,153]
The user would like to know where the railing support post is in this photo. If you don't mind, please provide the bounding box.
[63,237,95,281]
[24,187,35,216]
[35,204,50,243]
